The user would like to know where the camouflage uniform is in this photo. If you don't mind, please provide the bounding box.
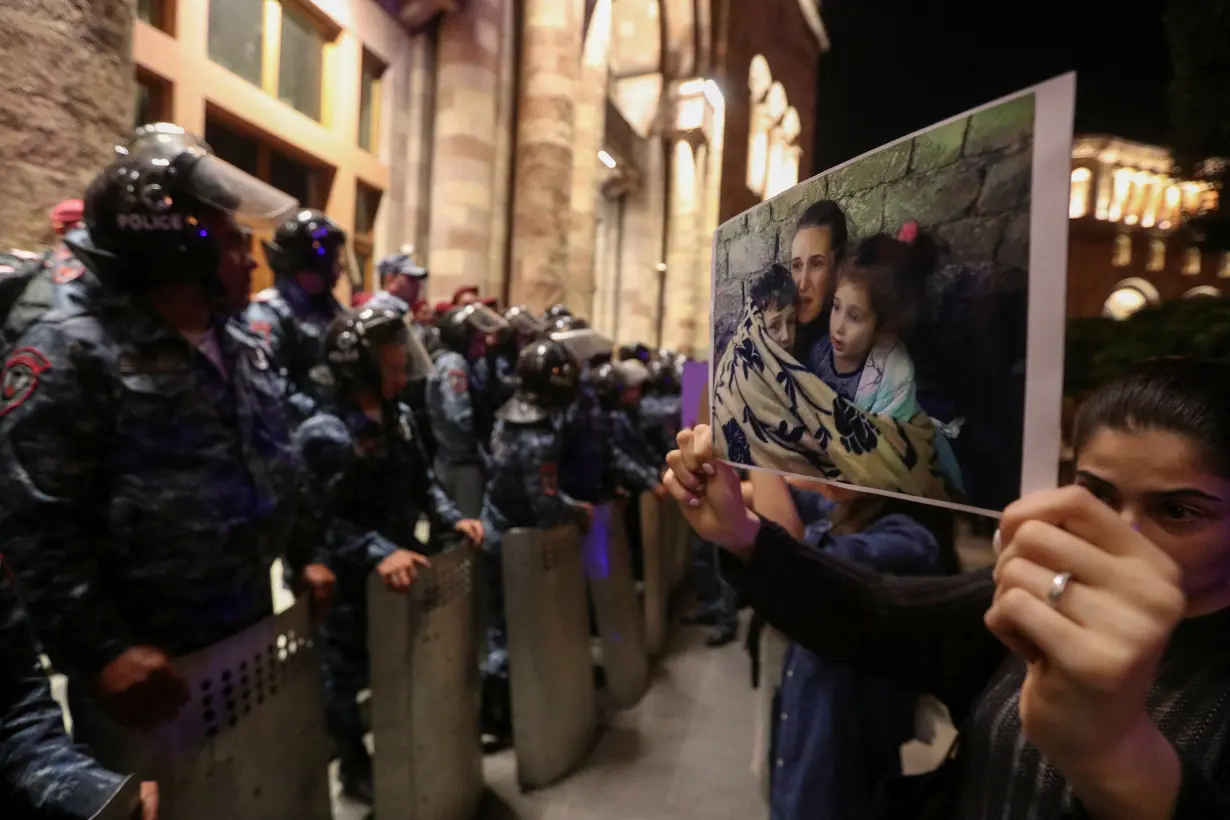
[610,407,662,494]
[479,416,589,680]
[363,290,410,317]
[293,402,462,786]
[0,555,136,820]
[2,229,98,347]
[0,288,318,712]
[638,392,682,464]
[245,285,343,423]
[558,384,617,503]
[471,352,515,447]
[427,348,485,518]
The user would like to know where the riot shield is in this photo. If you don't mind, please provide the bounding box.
[94,777,142,820]
[663,502,692,591]
[367,543,484,820]
[502,524,598,789]
[639,491,668,657]
[582,503,648,710]
[69,598,332,820]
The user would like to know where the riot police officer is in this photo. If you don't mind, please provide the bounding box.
[0,553,159,820]
[551,326,619,504]
[478,339,593,744]
[0,124,335,740]
[293,306,483,803]
[368,252,428,317]
[246,208,349,422]
[427,302,510,518]
[609,359,668,579]
[640,357,683,462]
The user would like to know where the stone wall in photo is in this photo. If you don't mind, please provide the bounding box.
[712,94,1036,358]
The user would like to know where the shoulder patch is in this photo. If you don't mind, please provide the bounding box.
[250,320,273,342]
[540,462,559,497]
[51,264,82,284]
[0,347,51,417]
[448,369,468,395]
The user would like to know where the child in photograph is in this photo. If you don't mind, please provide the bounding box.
[788,201,848,364]
[748,263,798,352]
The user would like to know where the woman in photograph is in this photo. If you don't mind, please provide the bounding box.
[788,200,848,364]
[667,357,1230,819]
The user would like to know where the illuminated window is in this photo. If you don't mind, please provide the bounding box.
[1109,167,1134,222]
[1185,286,1221,299]
[1147,239,1165,272]
[1159,185,1181,229]
[278,4,324,120]
[209,0,265,86]
[1220,253,1230,279]
[359,51,386,153]
[1112,234,1132,267]
[746,58,800,201]
[1104,278,1160,320]
[1184,247,1202,275]
[1069,167,1092,219]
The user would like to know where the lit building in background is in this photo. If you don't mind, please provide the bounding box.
[1066,135,1227,320]
[0,0,829,353]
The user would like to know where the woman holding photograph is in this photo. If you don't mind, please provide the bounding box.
[667,357,1230,819]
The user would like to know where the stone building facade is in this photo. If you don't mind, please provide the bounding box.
[0,0,827,350]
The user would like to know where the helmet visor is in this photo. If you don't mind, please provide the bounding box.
[404,318,434,381]
[185,155,299,229]
[507,307,546,335]
[550,328,614,365]
[464,303,511,335]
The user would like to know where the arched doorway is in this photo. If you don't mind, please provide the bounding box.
[1102,277,1161,320]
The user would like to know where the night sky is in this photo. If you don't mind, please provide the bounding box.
[813,0,1171,174]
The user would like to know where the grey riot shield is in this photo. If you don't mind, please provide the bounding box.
[367,543,484,820]
[663,502,692,591]
[93,777,142,820]
[502,524,599,789]
[638,491,668,657]
[69,598,332,820]
[582,502,648,710]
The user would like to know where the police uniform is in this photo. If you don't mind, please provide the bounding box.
[0,290,317,700]
[427,347,486,517]
[246,286,342,422]
[558,382,617,503]
[0,555,138,820]
[364,289,410,317]
[293,401,463,793]
[2,228,98,347]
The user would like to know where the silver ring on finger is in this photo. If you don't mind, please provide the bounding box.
[1047,571,1073,610]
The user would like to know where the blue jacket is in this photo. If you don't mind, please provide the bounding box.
[245,283,343,423]
[0,288,317,682]
[558,386,616,503]
[609,408,660,493]
[771,496,945,820]
[427,350,483,466]
[480,415,590,554]
[0,556,135,819]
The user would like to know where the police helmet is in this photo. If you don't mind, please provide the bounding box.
[591,361,623,412]
[646,358,681,395]
[504,305,546,337]
[515,338,580,410]
[325,307,429,393]
[617,342,652,363]
[83,122,296,290]
[544,303,572,321]
[439,302,510,355]
[264,209,348,287]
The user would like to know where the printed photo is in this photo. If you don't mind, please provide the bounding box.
[710,76,1075,515]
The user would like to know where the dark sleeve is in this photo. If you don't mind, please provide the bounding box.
[824,516,943,576]
[731,517,1005,723]
[247,301,316,422]
[409,418,464,531]
[1166,758,1230,819]
[0,324,136,680]
[521,440,589,529]
[293,416,399,573]
[0,561,132,819]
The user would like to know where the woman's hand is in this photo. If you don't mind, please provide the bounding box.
[664,425,760,552]
[987,485,1185,816]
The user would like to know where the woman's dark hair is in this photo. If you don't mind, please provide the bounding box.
[795,200,850,264]
[831,495,961,575]
[1073,357,1230,479]
[749,262,797,312]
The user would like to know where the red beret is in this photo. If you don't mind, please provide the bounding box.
[434,301,452,314]
[351,292,373,308]
[51,199,84,226]
[452,285,479,304]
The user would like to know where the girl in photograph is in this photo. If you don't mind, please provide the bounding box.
[668,357,1230,820]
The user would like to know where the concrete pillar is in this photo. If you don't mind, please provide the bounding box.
[428,0,506,302]
[662,139,700,350]
[616,136,667,344]
[566,0,612,318]
[509,0,583,312]
[0,0,133,251]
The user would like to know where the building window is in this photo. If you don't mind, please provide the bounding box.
[1112,234,1132,267]
[208,0,265,87]
[278,3,325,120]
[359,52,386,153]
[1147,239,1165,272]
[134,71,171,129]
[746,58,800,201]
[354,183,382,291]
[1069,167,1092,219]
[1185,285,1221,299]
[1219,252,1230,279]
[1103,277,1160,321]
[137,0,173,33]
[1184,247,1202,275]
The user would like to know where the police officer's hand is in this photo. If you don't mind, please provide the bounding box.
[298,563,336,623]
[378,549,432,593]
[455,519,485,546]
[134,781,159,820]
[96,646,190,729]
[576,502,595,533]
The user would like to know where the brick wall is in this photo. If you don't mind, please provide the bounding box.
[713,93,1036,358]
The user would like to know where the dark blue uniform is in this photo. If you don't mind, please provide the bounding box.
[0,288,317,688]
[610,408,661,493]
[0,556,136,819]
[558,385,616,503]
[479,416,589,679]
[293,402,463,783]
[246,285,343,422]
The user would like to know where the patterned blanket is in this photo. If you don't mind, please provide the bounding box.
[712,305,959,503]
